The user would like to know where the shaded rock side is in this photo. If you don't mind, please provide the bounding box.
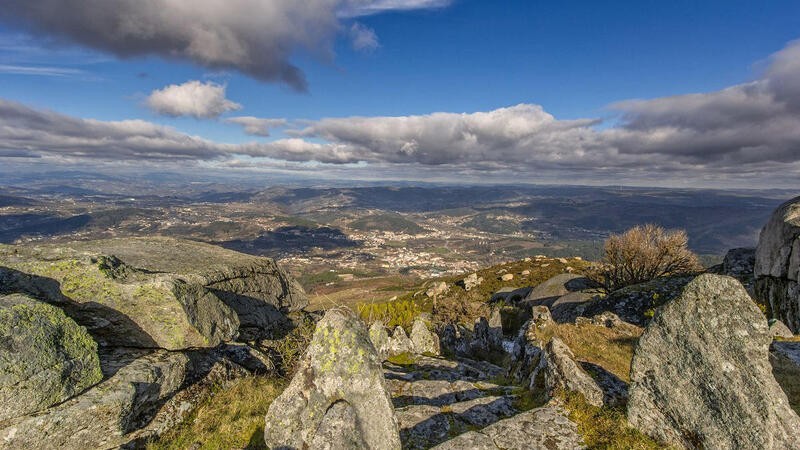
[0,237,308,349]
[0,350,189,449]
[0,294,102,421]
[755,196,800,333]
[263,307,401,450]
[628,274,800,449]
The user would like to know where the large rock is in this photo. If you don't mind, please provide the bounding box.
[0,294,102,421]
[0,237,307,349]
[755,196,800,333]
[530,337,604,408]
[523,273,594,305]
[263,307,401,450]
[628,274,800,449]
[0,350,190,449]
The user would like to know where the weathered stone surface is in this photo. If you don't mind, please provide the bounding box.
[0,294,102,421]
[410,319,440,355]
[263,307,401,450]
[430,406,584,450]
[501,273,514,281]
[369,320,391,358]
[755,196,800,333]
[0,350,190,449]
[0,237,307,349]
[769,319,794,338]
[531,337,604,408]
[628,274,800,449]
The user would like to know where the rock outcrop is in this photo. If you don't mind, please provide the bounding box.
[755,196,800,333]
[410,318,440,355]
[389,326,415,355]
[369,320,391,358]
[0,294,102,421]
[720,247,756,294]
[263,307,401,450]
[628,274,800,449]
[0,237,307,349]
[459,273,483,291]
[522,274,599,322]
[530,337,604,408]
[581,276,693,326]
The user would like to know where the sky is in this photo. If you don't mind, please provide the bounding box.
[0,0,799,188]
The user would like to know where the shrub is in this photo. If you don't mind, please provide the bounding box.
[590,224,702,292]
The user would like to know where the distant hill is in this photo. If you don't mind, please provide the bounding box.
[349,213,427,234]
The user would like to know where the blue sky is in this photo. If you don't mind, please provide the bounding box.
[1,0,799,187]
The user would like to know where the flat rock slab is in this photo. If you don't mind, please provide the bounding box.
[0,237,307,349]
[431,406,585,450]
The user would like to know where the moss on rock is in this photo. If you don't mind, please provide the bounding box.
[0,294,102,421]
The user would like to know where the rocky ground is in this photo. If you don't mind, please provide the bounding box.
[2,196,800,449]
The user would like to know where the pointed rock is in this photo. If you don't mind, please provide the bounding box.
[263,307,401,450]
[628,274,800,449]
[369,321,390,358]
[389,326,414,356]
[531,337,604,408]
[410,319,440,355]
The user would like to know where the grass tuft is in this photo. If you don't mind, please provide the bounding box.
[146,376,284,450]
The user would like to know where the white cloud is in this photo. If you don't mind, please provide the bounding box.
[0,0,452,89]
[349,23,379,52]
[146,81,241,119]
[225,116,288,137]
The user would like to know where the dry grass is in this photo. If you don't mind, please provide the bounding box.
[560,391,663,449]
[147,376,284,450]
[532,322,642,382]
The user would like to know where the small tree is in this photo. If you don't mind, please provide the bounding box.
[591,224,702,292]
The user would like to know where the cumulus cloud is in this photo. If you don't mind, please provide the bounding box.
[607,39,800,166]
[3,38,800,187]
[349,23,380,52]
[287,104,605,167]
[146,81,241,119]
[225,116,288,137]
[0,99,232,160]
[0,0,452,90]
